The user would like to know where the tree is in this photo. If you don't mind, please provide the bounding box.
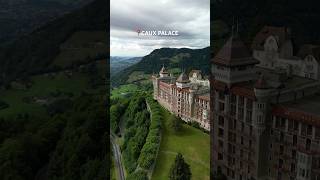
[212,167,227,180]
[170,115,182,133]
[169,153,191,180]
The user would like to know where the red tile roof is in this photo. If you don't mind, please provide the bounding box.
[212,79,256,99]
[212,36,259,67]
[272,105,320,128]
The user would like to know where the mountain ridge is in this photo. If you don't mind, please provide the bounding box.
[111,46,210,87]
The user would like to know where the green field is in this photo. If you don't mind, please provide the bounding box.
[152,107,210,180]
[111,84,140,99]
[0,60,106,118]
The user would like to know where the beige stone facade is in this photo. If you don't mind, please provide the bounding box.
[211,30,320,180]
[152,67,210,130]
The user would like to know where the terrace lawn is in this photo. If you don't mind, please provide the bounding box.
[152,107,210,180]
[111,84,140,99]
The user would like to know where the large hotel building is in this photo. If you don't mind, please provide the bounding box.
[152,67,210,130]
[211,26,320,180]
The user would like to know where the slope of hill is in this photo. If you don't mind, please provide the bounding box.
[0,0,107,88]
[111,47,210,87]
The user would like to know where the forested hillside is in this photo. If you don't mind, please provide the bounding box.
[112,47,210,87]
[0,0,107,88]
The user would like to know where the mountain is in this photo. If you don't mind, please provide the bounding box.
[0,0,94,45]
[110,57,142,76]
[111,47,210,87]
[0,0,107,87]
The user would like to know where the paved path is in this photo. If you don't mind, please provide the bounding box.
[111,133,125,180]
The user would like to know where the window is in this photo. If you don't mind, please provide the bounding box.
[218,128,224,137]
[218,140,224,149]
[219,102,225,111]
[316,127,320,139]
[279,159,284,168]
[219,91,225,100]
[218,153,223,160]
[258,115,263,124]
[291,163,295,172]
[294,121,299,131]
[231,104,236,116]
[241,136,244,145]
[306,139,311,151]
[292,150,296,158]
[238,107,244,119]
[288,120,294,131]
[246,99,253,109]
[218,116,224,126]
[307,125,313,136]
[280,145,284,155]
[246,110,252,123]
[231,94,236,103]
[239,97,244,106]
[293,135,297,146]
[280,132,284,142]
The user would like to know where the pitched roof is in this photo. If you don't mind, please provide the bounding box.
[252,26,290,51]
[297,44,320,61]
[188,70,202,77]
[212,36,259,67]
[160,65,168,74]
[176,72,190,83]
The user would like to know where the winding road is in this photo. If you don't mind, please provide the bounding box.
[111,133,125,180]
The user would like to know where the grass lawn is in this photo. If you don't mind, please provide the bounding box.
[111,84,140,99]
[152,107,210,180]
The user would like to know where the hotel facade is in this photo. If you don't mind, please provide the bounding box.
[211,26,320,180]
[152,67,210,131]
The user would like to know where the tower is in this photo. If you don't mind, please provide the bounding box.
[152,74,159,100]
[159,65,169,78]
[176,71,190,88]
[212,35,259,86]
[253,75,273,179]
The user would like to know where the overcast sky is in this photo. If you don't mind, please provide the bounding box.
[110,0,210,57]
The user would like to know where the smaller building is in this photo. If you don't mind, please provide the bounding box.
[152,66,210,130]
[252,26,320,80]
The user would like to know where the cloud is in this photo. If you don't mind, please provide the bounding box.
[110,0,210,56]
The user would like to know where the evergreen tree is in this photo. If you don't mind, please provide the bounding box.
[169,153,191,180]
[170,115,182,133]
